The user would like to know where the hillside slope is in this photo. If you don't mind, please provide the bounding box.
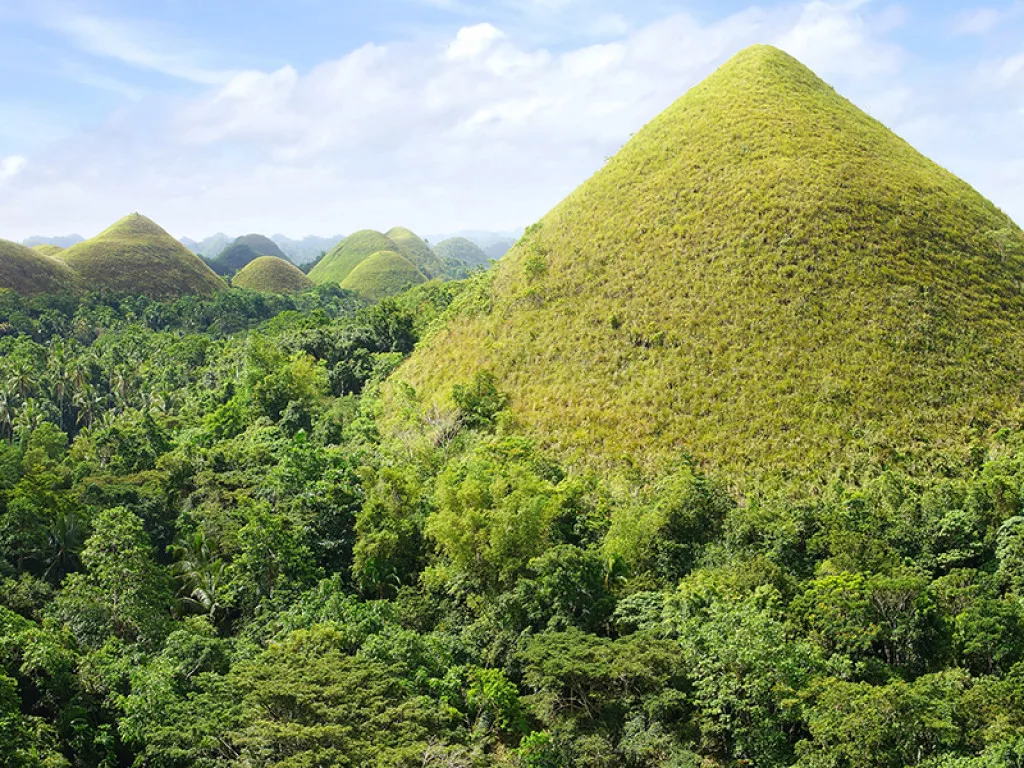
[0,240,80,295]
[60,214,225,299]
[32,244,65,257]
[232,256,314,294]
[308,230,400,285]
[341,251,426,301]
[391,45,1024,480]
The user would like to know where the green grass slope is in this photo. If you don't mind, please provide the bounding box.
[434,237,490,267]
[232,256,314,294]
[308,230,400,285]
[386,227,445,279]
[391,45,1024,482]
[32,244,65,257]
[60,213,225,300]
[340,250,426,301]
[0,240,80,296]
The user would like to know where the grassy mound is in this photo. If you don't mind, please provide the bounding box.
[386,227,444,279]
[391,45,1024,482]
[60,214,225,300]
[340,250,426,301]
[308,230,401,285]
[434,237,490,267]
[208,234,289,276]
[0,239,80,296]
[32,244,65,257]
[232,256,314,294]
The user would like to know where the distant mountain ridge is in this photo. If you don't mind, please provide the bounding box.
[22,234,85,249]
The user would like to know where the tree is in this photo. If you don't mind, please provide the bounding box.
[50,506,171,649]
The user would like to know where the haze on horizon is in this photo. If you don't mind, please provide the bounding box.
[0,0,1022,241]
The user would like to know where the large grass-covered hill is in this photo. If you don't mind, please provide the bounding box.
[341,250,426,301]
[0,239,80,295]
[308,230,401,285]
[60,214,225,300]
[232,255,314,294]
[391,45,1024,481]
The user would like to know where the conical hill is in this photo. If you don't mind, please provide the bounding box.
[390,45,1024,480]
[232,256,314,294]
[61,214,225,299]
[0,239,80,295]
[308,230,400,285]
[341,250,426,301]
[386,227,444,279]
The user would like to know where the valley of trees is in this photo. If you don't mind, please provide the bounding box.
[0,278,1023,767]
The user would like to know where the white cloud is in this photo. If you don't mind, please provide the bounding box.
[775,0,904,76]
[0,156,26,185]
[2,1,1023,240]
[447,23,504,59]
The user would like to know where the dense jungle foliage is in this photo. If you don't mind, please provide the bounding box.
[0,279,1023,768]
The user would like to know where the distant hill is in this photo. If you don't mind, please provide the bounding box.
[391,45,1024,481]
[434,237,490,267]
[32,244,65,257]
[271,234,345,265]
[426,231,520,261]
[308,230,401,285]
[60,213,225,300]
[385,227,445,279]
[482,237,516,261]
[22,234,84,250]
[0,239,80,296]
[181,233,233,259]
[206,235,288,276]
[232,256,314,294]
[340,251,426,302]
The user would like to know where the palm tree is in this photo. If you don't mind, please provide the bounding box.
[170,530,227,625]
[44,509,86,583]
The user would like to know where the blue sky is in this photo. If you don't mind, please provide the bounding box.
[0,0,1023,239]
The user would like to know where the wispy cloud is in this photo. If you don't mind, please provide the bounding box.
[951,3,1024,35]
[43,10,236,85]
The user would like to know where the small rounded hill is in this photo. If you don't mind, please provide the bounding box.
[208,234,289,276]
[232,256,314,294]
[386,227,444,278]
[340,250,426,301]
[434,237,489,267]
[0,239,79,296]
[60,213,225,300]
[308,230,401,285]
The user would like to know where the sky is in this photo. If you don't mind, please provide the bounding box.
[0,0,1022,240]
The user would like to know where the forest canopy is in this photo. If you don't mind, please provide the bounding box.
[0,278,1023,768]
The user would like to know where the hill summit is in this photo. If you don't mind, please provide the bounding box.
[207,234,289,276]
[60,214,225,299]
[232,256,314,294]
[392,45,1024,480]
[341,250,426,301]
[308,230,401,285]
[0,239,79,295]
